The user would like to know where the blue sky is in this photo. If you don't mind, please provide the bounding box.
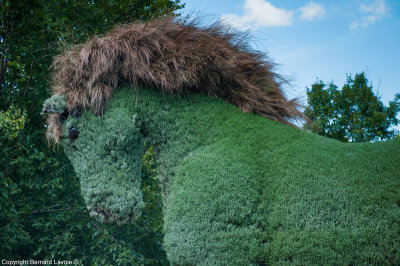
[179,0,400,107]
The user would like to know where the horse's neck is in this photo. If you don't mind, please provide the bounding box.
[119,88,240,184]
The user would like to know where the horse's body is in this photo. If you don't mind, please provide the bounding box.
[61,87,400,265]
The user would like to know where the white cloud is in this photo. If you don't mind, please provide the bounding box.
[221,0,294,29]
[350,0,389,29]
[299,2,325,21]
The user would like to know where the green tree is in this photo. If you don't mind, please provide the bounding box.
[304,72,400,142]
[0,0,183,263]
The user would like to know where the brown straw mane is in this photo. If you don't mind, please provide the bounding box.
[47,16,305,142]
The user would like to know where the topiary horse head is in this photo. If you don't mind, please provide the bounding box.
[43,17,400,265]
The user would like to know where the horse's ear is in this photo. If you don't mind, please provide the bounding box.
[41,94,67,115]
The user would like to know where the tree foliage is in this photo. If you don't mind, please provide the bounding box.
[0,0,183,264]
[304,72,400,142]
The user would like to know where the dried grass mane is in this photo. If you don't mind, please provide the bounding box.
[47,16,305,142]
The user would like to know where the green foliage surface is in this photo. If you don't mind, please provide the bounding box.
[0,0,182,264]
[0,106,26,139]
[41,94,67,114]
[305,72,400,142]
[63,107,145,223]
[64,87,400,265]
[1,118,168,264]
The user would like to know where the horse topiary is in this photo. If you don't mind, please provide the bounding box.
[43,17,400,265]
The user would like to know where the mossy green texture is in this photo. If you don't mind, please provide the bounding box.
[63,105,144,223]
[64,87,400,265]
[42,94,67,114]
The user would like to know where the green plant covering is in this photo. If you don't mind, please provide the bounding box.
[41,94,67,114]
[61,86,400,265]
[63,107,144,223]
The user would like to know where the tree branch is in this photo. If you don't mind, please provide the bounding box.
[90,221,121,247]
[23,59,34,97]
[31,205,86,214]
[0,6,11,92]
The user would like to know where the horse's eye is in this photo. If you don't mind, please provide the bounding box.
[69,127,80,142]
[59,111,68,125]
